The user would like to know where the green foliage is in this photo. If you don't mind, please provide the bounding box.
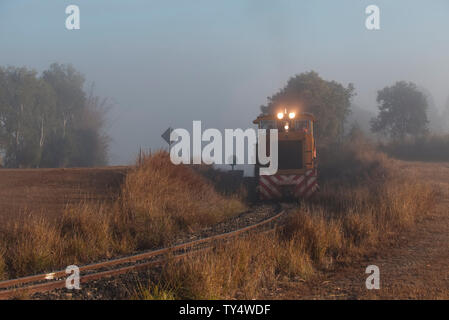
[371,81,429,139]
[0,64,109,168]
[260,71,355,146]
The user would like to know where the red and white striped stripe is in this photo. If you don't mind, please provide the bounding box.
[259,169,318,200]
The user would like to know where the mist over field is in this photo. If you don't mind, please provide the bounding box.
[1,0,449,165]
[1,1,449,302]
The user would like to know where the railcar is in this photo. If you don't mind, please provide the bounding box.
[253,110,318,200]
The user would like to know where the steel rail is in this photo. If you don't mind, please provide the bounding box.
[0,208,285,299]
[0,248,209,299]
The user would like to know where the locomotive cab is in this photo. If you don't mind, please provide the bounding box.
[253,111,318,200]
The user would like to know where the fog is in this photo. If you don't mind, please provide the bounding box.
[1,0,448,165]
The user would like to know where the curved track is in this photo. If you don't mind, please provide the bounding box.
[0,205,287,299]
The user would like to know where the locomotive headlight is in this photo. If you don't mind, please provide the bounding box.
[277,112,284,120]
[288,112,296,119]
[284,124,289,130]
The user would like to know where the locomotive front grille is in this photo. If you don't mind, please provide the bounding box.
[278,140,303,170]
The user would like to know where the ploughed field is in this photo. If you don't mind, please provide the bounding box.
[0,167,129,222]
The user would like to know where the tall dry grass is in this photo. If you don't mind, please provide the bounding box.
[136,234,314,300]
[0,151,246,279]
[135,180,436,300]
[135,135,438,300]
[121,152,246,248]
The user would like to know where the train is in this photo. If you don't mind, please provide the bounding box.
[253,109,318,200]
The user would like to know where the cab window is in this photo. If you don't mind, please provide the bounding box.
[294,120,309,131]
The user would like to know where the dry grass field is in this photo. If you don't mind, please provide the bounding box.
[0,152,246,280]
[268,161,449,299]
[132,143,446,300]
[133,172,438,300]
[0,146,447,300]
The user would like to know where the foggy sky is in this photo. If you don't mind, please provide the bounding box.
[1,0,448,165]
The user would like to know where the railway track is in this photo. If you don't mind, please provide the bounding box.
[0,205,287,299]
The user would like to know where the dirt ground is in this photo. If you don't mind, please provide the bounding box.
[0,167,128,222]
[271,161,449,299]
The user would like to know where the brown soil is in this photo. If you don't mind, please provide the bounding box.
[0,167,129,222]
[272,161,449,299]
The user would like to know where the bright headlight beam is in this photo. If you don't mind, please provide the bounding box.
[277,112,284,120]
[288,112,295,119]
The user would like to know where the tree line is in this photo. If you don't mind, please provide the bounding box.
[0,63,109,168]
[260,71,449,144]
[1,66,447,167]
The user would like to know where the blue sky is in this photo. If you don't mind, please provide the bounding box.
[1,0,448,164]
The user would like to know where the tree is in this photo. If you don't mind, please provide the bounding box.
[371,81,429,139]
[40,63,87,167]
[65,84,110,167]
[260,71,355,146]
[443,96,449,133]
[418,86,444,134]
[0,66,56,167]
[0,64,110,168]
